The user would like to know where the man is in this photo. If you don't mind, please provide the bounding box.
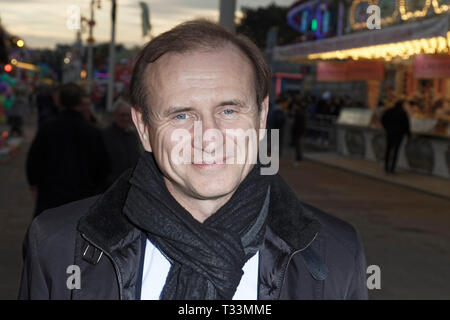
[381,100,411,174]
[7,85,28,137]
[19,20,367,300]
[102,98,141,186]
[291,100,306,166]
[25,83,110,216]
[79,94,99,125]
[35,84,60,128]
[268,96,287,156]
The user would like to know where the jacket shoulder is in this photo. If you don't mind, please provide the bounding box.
[292,202,368,300]
[20,196,101,299]
[300,202,361,257]
[31,196,100,244]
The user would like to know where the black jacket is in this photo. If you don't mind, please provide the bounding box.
[292,108,307,137]
[26,110,111,216]
[381,106,411,138]
[18,171,368,300]
[102,123,141,187]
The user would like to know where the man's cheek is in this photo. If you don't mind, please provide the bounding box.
[167,129,192,165]
[224,131,257,165]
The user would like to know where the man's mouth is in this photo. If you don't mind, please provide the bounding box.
[191,156,230,168]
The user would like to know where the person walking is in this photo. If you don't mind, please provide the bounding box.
[269,96,287,157]
[35,84,60,127]
[102,98,142,186]
[381,100,411,174]
[7,85,28,137]
[291,100,307,166]
[25,83,110,216]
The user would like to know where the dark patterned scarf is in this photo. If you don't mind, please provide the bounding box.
[123,152,271,299]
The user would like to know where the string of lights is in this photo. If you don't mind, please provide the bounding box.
[307,31,450,61]
[350,0,449,31]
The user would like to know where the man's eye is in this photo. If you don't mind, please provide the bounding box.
[223,109,235,115]
[175,114,188,120]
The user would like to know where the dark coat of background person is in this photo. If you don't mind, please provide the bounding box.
[18,170,368,300]
[7,86,28,136]
[292,103,307,162]
[381,101,411,173]
[35,85,59,127]
[102,123,141,186]
[267,99,287,156]
[26,84,111,217]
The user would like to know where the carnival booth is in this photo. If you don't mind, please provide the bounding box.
[272,0,450,178]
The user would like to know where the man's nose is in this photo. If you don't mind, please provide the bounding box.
[193,116,222,152]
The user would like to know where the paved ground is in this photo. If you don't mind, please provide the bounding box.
[0,124,34,300]
[0,123,449,299]
[279,156,450,300]
[305,152,450,199]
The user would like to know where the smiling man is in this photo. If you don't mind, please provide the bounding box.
[19,20,368,300]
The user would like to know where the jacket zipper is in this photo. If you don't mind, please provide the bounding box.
[278,231,319,296]
[81,233,124,300]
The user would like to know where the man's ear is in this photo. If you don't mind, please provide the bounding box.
[131,107,152,152]
[258,96,269,142]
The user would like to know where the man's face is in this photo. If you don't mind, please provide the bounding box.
[132,45,268,201]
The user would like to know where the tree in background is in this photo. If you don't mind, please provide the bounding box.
[236,3,300,50]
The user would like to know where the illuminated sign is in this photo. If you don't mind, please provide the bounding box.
[350,0,399,30]
[287,1,334,39]
[350,0,449,30]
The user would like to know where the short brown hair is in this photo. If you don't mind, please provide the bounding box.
[129,19,271,126]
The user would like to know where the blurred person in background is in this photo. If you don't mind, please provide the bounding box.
[7,85,28,137]
[381,100,411,174]
[79,93,99,125]
[316,91,330,116]
[102,98,141,186]
[291,100,307,166]
[329,96,342,117]
[306,94,317,121]
[35,84,60,127]
[25,83,110,217]
[268,95,287,156]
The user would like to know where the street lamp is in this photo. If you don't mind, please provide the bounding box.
[106,0,117,112]
[82,0,101,94]
[80,0,115,109]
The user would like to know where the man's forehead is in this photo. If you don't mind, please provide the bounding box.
[146,45,253,82]
[140,45,258,113]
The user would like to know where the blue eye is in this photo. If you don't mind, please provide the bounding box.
[223,109,235,115]
[175,114,187,120]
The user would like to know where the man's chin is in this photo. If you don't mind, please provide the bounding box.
[190,188,234,201]
[186,172,241,200]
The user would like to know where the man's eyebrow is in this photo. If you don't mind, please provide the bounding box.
[216,99,247,108]
[164,100,248,116]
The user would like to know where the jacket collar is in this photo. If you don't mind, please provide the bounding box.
[77,169,321,255]
[77,169,135,251]
[267,174,321,252]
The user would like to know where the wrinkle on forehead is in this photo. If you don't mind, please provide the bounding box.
[147,44,253,86]
[143,45,256,120]
[178,70,227,89]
